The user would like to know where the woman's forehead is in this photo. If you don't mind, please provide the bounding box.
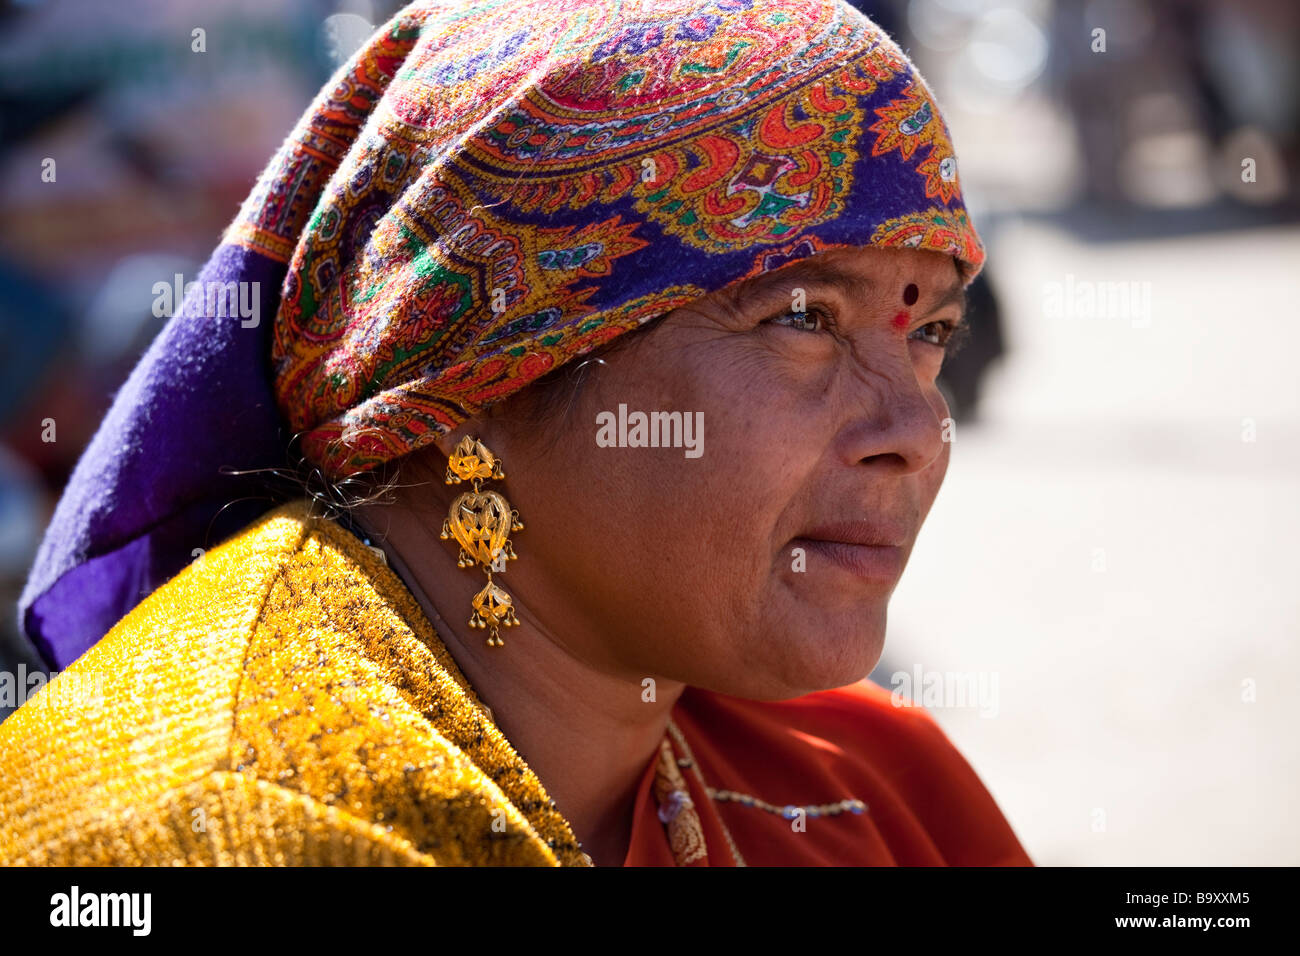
[718,247,963,304]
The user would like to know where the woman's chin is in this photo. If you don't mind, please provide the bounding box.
[716,611,888,700]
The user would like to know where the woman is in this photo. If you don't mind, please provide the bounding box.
[2,0,1030,866]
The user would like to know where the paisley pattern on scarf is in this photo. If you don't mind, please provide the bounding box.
[870,207,983,264]
[222,0,984,478]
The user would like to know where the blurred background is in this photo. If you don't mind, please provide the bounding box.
[0,0,1296,864]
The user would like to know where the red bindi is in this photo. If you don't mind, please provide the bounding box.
[903,283,919,305]
[891,310,909,330]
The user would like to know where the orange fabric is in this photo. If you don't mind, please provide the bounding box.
[624,683,1033,866]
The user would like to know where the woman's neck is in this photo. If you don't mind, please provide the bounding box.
[351,500,683,866]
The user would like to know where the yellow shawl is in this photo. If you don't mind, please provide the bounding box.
[0,499,590,866]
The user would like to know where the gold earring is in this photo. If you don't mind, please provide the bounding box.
[439,436,524,647]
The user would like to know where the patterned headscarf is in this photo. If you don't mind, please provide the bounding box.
[20,0,982,668]
[240,0,982,477]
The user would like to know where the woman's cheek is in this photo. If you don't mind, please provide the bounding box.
[926,372,952,422]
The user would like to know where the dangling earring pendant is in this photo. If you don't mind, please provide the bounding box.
[439,436,524,647]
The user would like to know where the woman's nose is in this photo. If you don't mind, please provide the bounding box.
[836,357,948,476]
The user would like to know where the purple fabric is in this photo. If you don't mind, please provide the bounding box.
[18,244,291,669]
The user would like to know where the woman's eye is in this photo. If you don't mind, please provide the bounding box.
[762,307,828,332]
[910,320,958,347]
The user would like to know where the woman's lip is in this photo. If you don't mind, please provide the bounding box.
[793,538,905,581]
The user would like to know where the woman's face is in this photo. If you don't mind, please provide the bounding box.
[441,246,966,699]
